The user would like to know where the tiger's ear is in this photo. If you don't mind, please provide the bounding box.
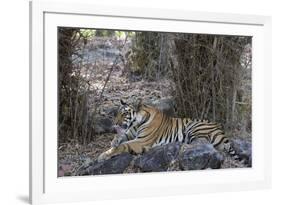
[134,98,143,112]
[120,99,127,105]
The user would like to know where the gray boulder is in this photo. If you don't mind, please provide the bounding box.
[94,116,113,134]
[78,153,133,176]
[134,142,181,172]
[179,144,224,170]
[106,106,119,118]
[76,138,252,175]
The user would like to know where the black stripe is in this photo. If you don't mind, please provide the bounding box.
[168,119,176,143]
[213,135,226,147]
[180,119,185,142]
[192,127,221,137]
[189,135,209,143]
[187,122,206,130]
[185,121,215,135]
[174,120,179,142]
[141,115,168,143]
[136,110,151,133]
[127,129,136,140]
[210,131,224,144]
[124,133,130,141]
[192,125,220,133]
[160,116,172,144]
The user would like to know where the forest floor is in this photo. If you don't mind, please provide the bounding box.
[58,134,113,176]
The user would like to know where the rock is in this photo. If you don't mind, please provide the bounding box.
[75,139,251,175]
[104,40,113,48]
[78,153,133,175]
[94,116,113,134]
[230,138,252,167]
[152,98,175,117]
[221,154,247,169]
[58,163,73,177]
[107,106,119,118]
[134,143,181,172]
[179,144,224,170]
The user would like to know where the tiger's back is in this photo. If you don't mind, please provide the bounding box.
[133,104,228,151]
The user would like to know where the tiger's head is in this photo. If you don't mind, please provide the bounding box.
[113,99,143,131]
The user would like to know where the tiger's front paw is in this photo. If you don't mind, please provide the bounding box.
[97,152,110,162]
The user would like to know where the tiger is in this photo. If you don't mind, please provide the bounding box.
[98,99,237,162]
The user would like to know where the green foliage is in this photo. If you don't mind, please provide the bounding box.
[115,31,135,38]
[95,29,115,37]
[80,29,95,39]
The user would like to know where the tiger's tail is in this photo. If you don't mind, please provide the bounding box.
[209,129,240,160]
[219,138,240,160]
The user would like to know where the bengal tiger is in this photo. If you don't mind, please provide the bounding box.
[97,99,237,161]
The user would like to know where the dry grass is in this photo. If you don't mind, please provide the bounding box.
[58,133,114,176]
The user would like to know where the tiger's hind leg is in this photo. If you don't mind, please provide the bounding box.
[97,139,147,162]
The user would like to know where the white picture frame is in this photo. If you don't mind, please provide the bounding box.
[30,0,272,204]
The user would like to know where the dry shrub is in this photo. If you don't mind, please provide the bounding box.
[170,34,251,135]
[58,28,96,144]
